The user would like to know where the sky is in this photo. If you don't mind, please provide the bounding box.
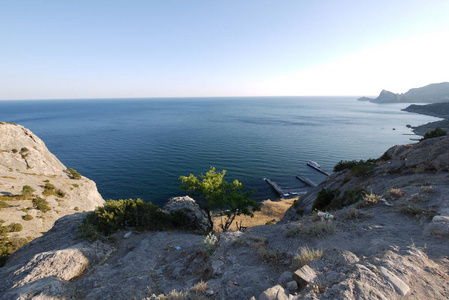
[1,0,449,100]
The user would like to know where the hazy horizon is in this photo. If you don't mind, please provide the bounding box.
[1,1,449,100]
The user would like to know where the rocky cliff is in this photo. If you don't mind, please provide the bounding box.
[1,126,449,299]
[0,122,104,244]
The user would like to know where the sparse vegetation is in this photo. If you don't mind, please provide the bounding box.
[338,208,373,220]
[397,203,435,218]
[32,197,51,213]
[11,149,18,153]
[78,199,191,241]
[292,245,323,270]
[287,222,337,238]
[68,168,81,179]
[420,127,447,141]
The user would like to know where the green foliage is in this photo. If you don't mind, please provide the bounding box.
[0,236,29,267]
[20,147,29,153]
[21,185,35,196]
[78,199,190,241]
[312,188,366,211]
[421,127,447,141]
[11,149,18,153]
[312,188,339,211]
[68,168,81,179]
[179,167,260,232]
[333,159,376,177]
[334,160,359,172]
[42,183,65,198]
[8,223,23,232]
[22,214,33,221]
[32,197,50,213]
[0,201,9,210]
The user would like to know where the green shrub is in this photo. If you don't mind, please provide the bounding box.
[11,149,18,153]
[0,236,29,267]
[327,188,366,210]
[78,199,190,241]
[0,201,9,210]
[22,214,33,221]
[312,188,339,211]
[68,168,81,179]
[8,223,23,232]
[421,127,447,141]
[42,183,65,198]
[21,185,35,196]
[20,147,29,153]
[333,159,376,177]
[334,160,359,172]
[32,197,51,213]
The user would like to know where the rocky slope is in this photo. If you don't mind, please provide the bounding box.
[0,122,104,242]
[358,82,449,103]
[1,127,449,299]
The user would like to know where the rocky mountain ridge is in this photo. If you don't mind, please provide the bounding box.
[1,125,449,299]
[358,82,449,103]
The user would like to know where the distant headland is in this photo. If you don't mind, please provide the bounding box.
[358,82,449,103]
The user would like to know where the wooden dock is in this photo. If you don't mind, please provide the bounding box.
[307,163,331,176]
[296,175,318,187]
[264,178,311,198]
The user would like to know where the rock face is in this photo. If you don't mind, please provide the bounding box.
[0,123,104,242]
[163,196,210,233]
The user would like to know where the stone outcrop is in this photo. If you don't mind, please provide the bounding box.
[163,196,210,233]
[0,123,104,242]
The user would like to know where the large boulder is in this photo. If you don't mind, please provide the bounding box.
[163,196,210,233]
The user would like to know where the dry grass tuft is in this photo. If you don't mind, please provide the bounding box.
[397,203,435,218]
[356,192,381,208]
[384,188,404,200]
[287,222,337,238]
[292,245,323,270]
[338,208,373,220]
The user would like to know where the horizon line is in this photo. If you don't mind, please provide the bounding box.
[0,95,372,101]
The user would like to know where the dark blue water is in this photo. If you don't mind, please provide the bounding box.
[0,97,439,206]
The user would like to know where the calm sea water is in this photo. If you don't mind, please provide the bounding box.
[0,97,440,206]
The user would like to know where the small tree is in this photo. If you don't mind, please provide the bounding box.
[420,127,447,141]
[179,167,260,232]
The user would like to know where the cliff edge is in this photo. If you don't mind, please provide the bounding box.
[0,122,104,245]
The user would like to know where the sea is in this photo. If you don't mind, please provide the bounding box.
[0,97,440,206]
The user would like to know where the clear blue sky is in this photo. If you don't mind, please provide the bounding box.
[1,0,449,100]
